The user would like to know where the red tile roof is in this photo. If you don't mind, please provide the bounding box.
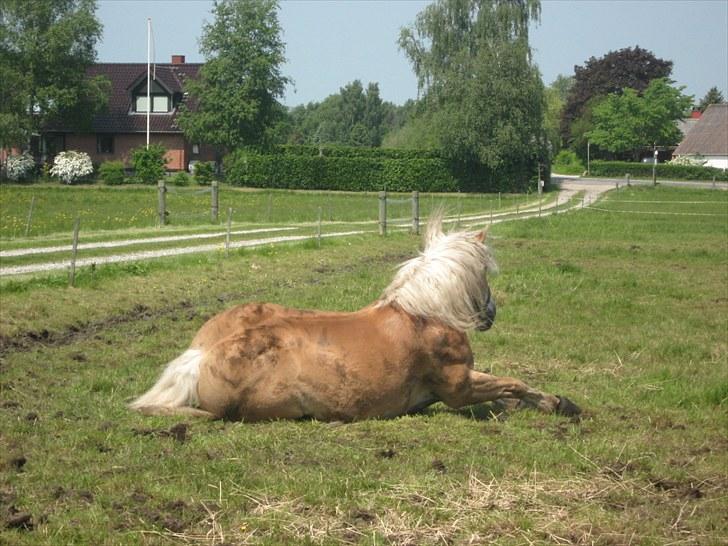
[82,62,202,133]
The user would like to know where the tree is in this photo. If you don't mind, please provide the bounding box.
[543,75,573,153]
[0,0,109,149]
[697,86,725,112]
[177,0,289,152]
[398,0,545,188]
[561,46,672,146]
[587,78,692,160]
[283,80,395,147]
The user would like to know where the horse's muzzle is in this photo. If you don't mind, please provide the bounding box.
[477,292,496,331]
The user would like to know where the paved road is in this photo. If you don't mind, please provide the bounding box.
[553,174,728,191]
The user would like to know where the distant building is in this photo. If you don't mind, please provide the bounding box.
[676,109,702,138]
[38,55,215,171]
[673,103,728,169]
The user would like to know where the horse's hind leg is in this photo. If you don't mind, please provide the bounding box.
[432,366,580,416]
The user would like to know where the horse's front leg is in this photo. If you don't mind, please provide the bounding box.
[431,365,580,416]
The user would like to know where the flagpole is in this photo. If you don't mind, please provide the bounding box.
[146,17,151,149]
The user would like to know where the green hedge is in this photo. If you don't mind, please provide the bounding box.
[274,144,442,160]
[224,149,459,192]
[590,161,728,181]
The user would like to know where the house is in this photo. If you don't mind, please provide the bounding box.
[673,103,728,169]
[38,55,215,171]
[676,109,702,138]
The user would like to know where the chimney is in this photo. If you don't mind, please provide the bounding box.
[171,55,185,65]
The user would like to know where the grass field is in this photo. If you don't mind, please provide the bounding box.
[0,186,726,545]
[0,184,543,240]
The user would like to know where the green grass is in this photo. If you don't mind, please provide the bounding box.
[1,186,726,545]
[0,184,544,240]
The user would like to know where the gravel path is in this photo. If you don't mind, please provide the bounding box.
[0,180,612,278]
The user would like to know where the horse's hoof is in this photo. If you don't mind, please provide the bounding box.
[556,396,581,417]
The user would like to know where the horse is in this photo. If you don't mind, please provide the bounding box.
[129,213,580,421]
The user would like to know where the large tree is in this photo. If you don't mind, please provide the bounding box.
[587,78,692,160]
[285,80,393,147]
[178,0,289,152]
[0,0,108,149]
[561,46,672,146]
[398,0,545,188]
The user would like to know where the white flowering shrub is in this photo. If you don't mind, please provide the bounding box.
[4,152,36,181]
[669,155,707,167]
[50,151,94,184]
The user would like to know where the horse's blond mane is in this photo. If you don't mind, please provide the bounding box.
[378,211,497,331]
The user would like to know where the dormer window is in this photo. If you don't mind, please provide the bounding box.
[132,78,171,113]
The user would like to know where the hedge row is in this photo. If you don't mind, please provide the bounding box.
[273,144,442,160]
[224,150,460,192]
[225,147,544,193]
[590,161,728,181]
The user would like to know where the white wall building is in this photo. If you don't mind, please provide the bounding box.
[673,103,728,169]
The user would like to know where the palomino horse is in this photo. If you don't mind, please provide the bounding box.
[130,214,580,421]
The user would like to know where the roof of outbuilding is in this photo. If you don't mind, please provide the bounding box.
[82,62,202,134]
[674,103,728,156]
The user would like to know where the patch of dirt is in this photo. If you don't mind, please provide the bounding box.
[132,423,189,443]
[111,492,202,534]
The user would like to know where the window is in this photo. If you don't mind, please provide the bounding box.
[97,135,114,154]
[134,94,170,113]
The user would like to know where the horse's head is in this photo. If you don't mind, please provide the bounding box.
[381,213,498,333]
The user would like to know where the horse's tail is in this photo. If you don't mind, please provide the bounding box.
[129,349,209,417]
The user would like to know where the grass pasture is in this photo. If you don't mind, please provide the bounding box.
[0,186,726,545]
[0,184,542,240]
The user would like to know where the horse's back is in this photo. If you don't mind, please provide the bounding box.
[195,303,429,421]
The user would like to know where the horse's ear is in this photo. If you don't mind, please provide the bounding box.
[475,227,489,243]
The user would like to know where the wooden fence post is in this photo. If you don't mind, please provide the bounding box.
[69,217,80,287]
[157,180,166,226]
[211,180,219,223]
[317,206,322,247]
[411,191,419,235]
[626,173,631,187]
[225,207,232,257]
[25,196,35,237]
[378,191,387,236]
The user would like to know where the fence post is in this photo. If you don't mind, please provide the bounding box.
[225,207,232,257]
[378,191,387,236]
[713,176,716,190]
[211,180,219,223]
[157,180,166,226]
[316,207,323,248]
[25,196,36,237]
[411,191,419,235]
[69,217,80,287]
[626,173,631,187]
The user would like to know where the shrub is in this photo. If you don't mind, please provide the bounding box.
[98,160,126,185]
[50,151,94,184]
[131,144,168,184]
[4,152,36,181]
[589,160,728,181]
[669,155,707,167]
[169,171,192,186]
[552,150,585,176]
[192,161,215,185]
[223,149,460,192]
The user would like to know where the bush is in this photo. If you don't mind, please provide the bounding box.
[50,151,94,184]
[223,149,460,192]
[98,160,126,185]
[131,144,168,184]
[589,160,728,181]
[192,161,215,185]
[552,150,585,176]
[4,152,36,181]
[169,171,192,186]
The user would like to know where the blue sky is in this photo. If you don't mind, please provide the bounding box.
[96,0,728,107]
